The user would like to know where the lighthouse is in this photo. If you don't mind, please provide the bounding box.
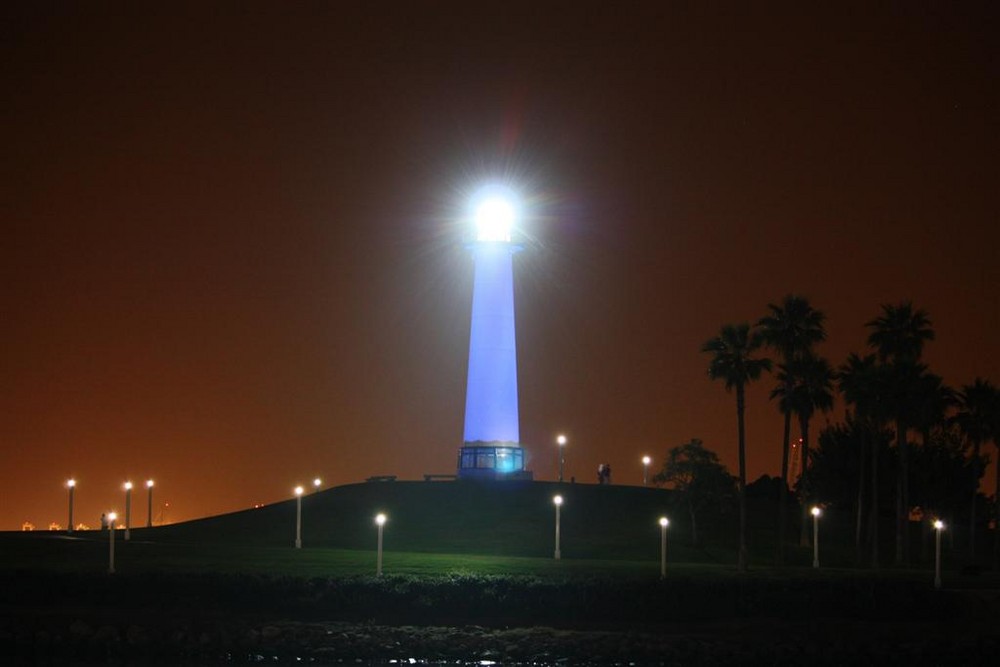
[457,191,532,480]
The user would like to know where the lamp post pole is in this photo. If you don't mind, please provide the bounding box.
[557,435,566,482]
[811,506,821,568]
[642,456,651,486]
[934,520,944,589]
[67,480,76,533]
[553,495,563,559]
[108,512,117,574]
[146,480,154,528]
[124,482,133,541]
[294,486,304,549]
[659,517,669,578]
[375,513,386,576]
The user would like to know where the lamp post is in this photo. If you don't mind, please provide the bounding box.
[375,513,387,575]
[294,486,304,549]
[642,456,652,486]
[313,477,322,493]
[659,516,669,578]
[107,511,118,574]
[123,482,133,541]
[933,519,944,589]
[67,479,76,533]
[146,479,154,528]
[811,506,821,568]
[556,435,567,482]
[553,495,563,559]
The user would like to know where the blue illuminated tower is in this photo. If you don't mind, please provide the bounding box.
[457,194,532,480]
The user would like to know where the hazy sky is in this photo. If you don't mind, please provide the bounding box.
[3,2,998,529]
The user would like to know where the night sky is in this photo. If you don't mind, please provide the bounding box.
[3,3,998,529]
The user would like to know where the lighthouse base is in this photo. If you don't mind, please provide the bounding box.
[457,443,533,480]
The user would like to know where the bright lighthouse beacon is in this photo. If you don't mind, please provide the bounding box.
[457,190,533,480]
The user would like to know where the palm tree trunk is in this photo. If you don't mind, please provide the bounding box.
[870,433,880,569]
[895,418,909,566]
[855,424,867,565]
[736,383,748,572]
[799,415,811,547]
[994,447,999,570]
[970,440,981,559]
[689,504,699,547]
[777,410,791,565]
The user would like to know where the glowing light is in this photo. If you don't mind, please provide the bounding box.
[313,478,322,489]
[294,486,304,496]
[934,519,944,530]
[124,481,133,490]
[642,456,651,465]
[375,513,387,526]
[659,516,669,527]
[67,479,76,488]
[475,197,515,242]
[108,512,118,522]
[146,479,154,488]
[811,506,821,517]
[553,495,563,506]
[557,435,567,446]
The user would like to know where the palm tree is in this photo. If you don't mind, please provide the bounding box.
[838,352,888,567]
[702,323,772,572]
[788,352,836,546]
[758,295,826,564]
[952,378,998,559]
[866,301,935,565]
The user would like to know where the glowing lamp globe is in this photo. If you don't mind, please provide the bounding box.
[659,517,669,528]
[146,479,154,488]
[108,512,117,522]
[934,520,944,530]
[67,479,76,488]
[811,506,822,517]
[375,513,387,526]
[294,486,304,497]
[124,481,133,490]
[553,495,563,506]
[475,197,514,242]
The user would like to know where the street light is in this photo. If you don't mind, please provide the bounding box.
[556,435,567,482]
[659,517,669,578]
[811,506,822,568]
[553,495,563,560]
[294,486,304,549]
[107,511,118,574]
[146,479,154,528]
[642,456,652,486]
[375,513,387,576]
[933,519,945,589]
[67,479,76,533]
[123,482,133,541]
[313,477,322,493]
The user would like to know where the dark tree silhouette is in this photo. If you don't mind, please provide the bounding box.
[702,323,771,572]
[758,295,826,564]
[866,301,935,565]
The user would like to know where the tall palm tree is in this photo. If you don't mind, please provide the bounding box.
[788,352,836,546]
[952,378,998,559]
[758,295,826,564]
[838,353,888,567]
[702,323,772,572]
[866,301,935,565]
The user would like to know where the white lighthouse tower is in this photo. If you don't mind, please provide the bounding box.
[457,192,532,480]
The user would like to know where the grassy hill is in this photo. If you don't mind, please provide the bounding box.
[146,480,693,560]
